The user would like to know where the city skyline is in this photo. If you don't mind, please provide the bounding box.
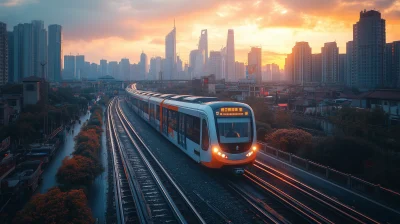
[1,0,400,68]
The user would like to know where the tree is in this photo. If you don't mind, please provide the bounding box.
[266,129,312,154]
[14,188,94,224]
[57,156,103,187]
[307,136,377,174]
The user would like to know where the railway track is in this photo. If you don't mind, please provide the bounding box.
[110,97,205,224]
[244,160,380,224]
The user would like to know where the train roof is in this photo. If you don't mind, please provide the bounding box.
[170,95,192,100]
[158,94,177,98]
[182,96,218,103]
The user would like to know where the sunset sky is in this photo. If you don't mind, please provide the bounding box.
[1,0,400,68]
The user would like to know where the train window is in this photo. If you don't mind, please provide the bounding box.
[156,105,160,121]
[178,113,186,147]
[168,110,177,131]
[186,115,200,144]
[201,119,209,151]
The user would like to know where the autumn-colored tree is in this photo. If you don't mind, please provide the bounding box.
[14,187,94,224]
[266,129,312,154]
[57,156,103,186]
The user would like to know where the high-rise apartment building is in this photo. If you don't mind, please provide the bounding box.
[271,63,280,82]
[7,32,13,83]
[0,22,7,85]
[150,57,162,80]
[63,55,75,80]
[289,42,312,85]
[140,52,148,80]
[100,59,107,76]
[345,41,355,87]
[226,29,235,81]
[208,51,222,80]
[32,20,47,78]
[13,23,34,82]
[321,42,339,83]
[75,55,84,80]
[235,62,245,80]
[353,10,386,90]
[312,53,322,83]
[386,41,400,88]
[247,47,262,83]
[165,23,176,80]
[177,56,183,73]
[339,54,346,83]
[108,61,119,79]
[90,63,99,79]
[119,58,130,81]
[48,24,62,82]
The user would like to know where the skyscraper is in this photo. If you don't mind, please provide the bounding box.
[345,41,355,87]
[32,20,47,78]
[353,10,386,90]
[271,64,280,82]
[247,47,262,83]
[386,41,400,88]
[312,53,322,83]
[0,22,8,85]
[165,22,176,80]
[226,29,235,81]
[108,61,119,79]
[75,55,84,80]
[140,52,148,80]
[208,51,222,80]
[63,55,75,80]
[90,63,99,79]
[290,42,312,85]
[48,24,62,82]
[7,32,13,83]
[177,56,183,72]
[100,59,107,76]
[150,57,162,80]
[198,29,208,71]
[13,23,33,82]
[339,54,346,83]
[189,49,204,79]
[119,58,130,81]
[321,42,339,83]
[235,62,245,80]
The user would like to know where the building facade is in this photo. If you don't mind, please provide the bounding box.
[321,42,339,83]
[291,42,312,85]
[208,51,222,80]
[353,10,386,90]
[0,22,7,85]
[226,29,235,81]
[386,41,400,88]
[312,53,322,83]
[63,55,75,80]
[247,47,262,83]
[48,24,62,82]
[165,23,176,80]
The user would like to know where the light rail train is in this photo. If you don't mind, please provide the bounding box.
[125,83,257,173]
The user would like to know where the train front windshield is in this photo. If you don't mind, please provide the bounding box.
[217,118,251,143]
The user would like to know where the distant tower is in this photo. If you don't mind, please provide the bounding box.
[353,10,386,89]
[48,24,62,82]
[198,30,208,72]
[226,29,235,81]
[0,22,8,85]
[165,21,176,80]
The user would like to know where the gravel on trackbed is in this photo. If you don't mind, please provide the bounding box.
[120,101,255,224]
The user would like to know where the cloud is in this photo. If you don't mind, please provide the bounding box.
[0,0,36,7]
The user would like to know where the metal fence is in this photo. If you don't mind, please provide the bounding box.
[258,141,400,208]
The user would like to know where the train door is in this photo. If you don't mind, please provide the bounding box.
[178,113,186,149]
[162,108,168,135]
[201,117,210,160]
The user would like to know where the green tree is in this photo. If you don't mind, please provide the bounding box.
[266,129,312,154]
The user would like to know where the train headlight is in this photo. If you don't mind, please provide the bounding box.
[221,154,226,158]
[252,146,257,151]
[213,147,219,153]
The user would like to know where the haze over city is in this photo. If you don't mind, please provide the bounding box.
[1,0,400,67]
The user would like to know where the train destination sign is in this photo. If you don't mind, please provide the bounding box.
[216,107,249,116]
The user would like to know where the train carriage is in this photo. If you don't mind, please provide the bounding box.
[125,84,257,172]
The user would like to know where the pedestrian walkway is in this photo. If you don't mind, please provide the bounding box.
[37,112,91,193]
